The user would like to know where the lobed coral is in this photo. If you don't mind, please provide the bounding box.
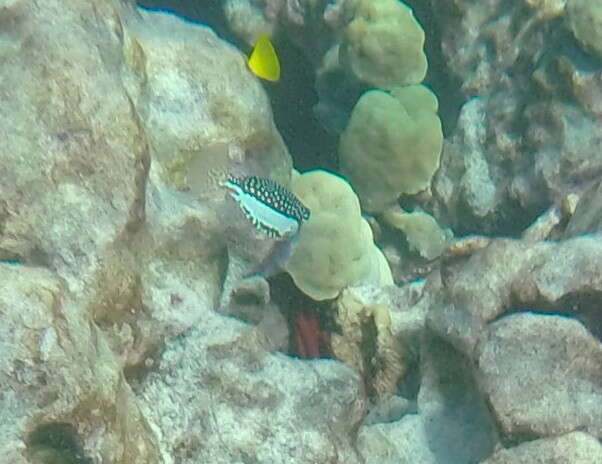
[339,85,443,213]
[382,207,451,261]
[284,169,393,300]
[340,0,428,89]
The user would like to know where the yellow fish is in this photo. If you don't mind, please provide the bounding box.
[248,33,280,82]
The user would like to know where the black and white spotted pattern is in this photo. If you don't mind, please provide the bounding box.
[223,175,310,239]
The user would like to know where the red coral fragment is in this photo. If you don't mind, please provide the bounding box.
[293,309,332,359]
[294,311,322,358]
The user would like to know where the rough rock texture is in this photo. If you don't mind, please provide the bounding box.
[0,0,371,462]
[567,0,602,59]
[0,0,149,288]
[357,414,437,464]
[4,0,602,462]
[122,7,298,300]
[564,178,602,236]
[133,185,227,350]
[432,94,602,235]
[353,273,498,464]
[138,308,365,464]
[224,0,353,61]
[429,0,566,97]
[426,236,602,446]
[0,265,159,463]
[429,236,602,355]
[124,7,293,190]
[477,312,602,439]
[355,236,602,460]
[481,431,602,464]
[555,56,602,119]
[429,0,602,235]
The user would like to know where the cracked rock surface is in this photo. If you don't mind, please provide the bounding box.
[2,0,602,462]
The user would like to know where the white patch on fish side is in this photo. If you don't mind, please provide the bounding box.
[224,179,301,238]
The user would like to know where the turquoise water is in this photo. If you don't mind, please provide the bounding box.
[2,0,602,463]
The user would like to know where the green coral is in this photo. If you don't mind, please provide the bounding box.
[339,84,443,213]
[284,170,393,301]
[382,207,450,260]
[340,0,427,89]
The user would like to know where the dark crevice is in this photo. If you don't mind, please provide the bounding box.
[123,340,165,390]
[491,290,602,342]
[406,0,464,137]
[422,330,498,463]
[266,31,339,172]
[396,353,421,401]
[27,423,93,464]
[268,273,334,359]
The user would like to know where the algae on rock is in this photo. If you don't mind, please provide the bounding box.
[123,8,293,192]
[332,287,408,398]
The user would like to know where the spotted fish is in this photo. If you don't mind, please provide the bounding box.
[223,175,310,239]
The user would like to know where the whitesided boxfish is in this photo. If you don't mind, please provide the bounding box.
[222,175,310,239]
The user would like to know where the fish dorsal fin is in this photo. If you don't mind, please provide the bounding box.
[248,33,280,82]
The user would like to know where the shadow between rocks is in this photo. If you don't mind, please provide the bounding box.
[418,331,498,464]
